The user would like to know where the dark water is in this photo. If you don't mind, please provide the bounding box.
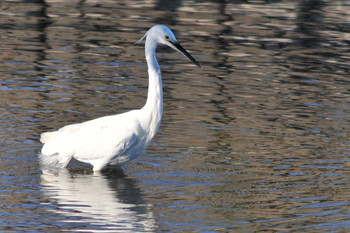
[1,0,350,232]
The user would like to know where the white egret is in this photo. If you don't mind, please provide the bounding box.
[40,25,200,171]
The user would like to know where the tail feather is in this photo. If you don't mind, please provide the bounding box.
[40,131,59,143]
[40,130,72,169]
[39,152,72,169]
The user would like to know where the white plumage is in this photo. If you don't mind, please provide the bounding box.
[40,25,200,171]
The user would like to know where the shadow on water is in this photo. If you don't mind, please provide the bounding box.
[295,0,326,48]
[40,168,156,232]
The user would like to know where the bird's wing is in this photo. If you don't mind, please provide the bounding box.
[41,113,142,161]
[71,125,139,164]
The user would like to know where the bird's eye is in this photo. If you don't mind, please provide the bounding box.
[164,35,170,41]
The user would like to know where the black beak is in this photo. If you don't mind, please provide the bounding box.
[171,42,201,68]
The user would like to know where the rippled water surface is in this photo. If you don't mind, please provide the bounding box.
[1,0,350,232]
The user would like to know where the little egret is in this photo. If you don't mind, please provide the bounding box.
[39,25,200,171]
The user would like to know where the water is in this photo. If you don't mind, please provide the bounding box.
[1,0,350,232]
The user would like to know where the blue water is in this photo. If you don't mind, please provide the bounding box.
[1,0,350,232]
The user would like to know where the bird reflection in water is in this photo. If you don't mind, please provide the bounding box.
[40,168,156,232]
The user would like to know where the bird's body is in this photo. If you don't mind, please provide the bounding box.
[40,25,200,171]
[40,109,158,171]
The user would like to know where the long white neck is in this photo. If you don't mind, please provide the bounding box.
[141,36,163,137]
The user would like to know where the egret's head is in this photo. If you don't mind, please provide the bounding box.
[136,25,201,68]
[149,25,177,45]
